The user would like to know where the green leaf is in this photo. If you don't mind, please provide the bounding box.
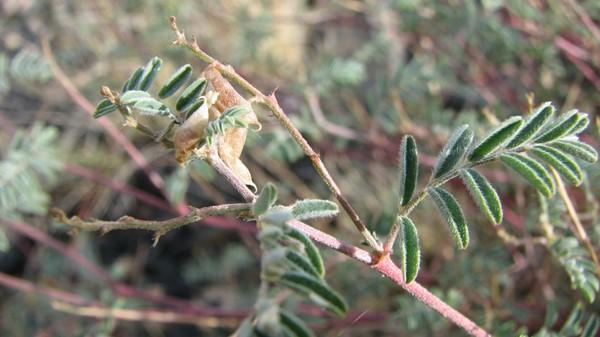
[428,187,469,249]
[119,90,151,105]
[291,199,338,220]
[500,153,555,197]
[93,98,117,118]
[280,310,316,337]
[432,125,473,179]
[285,250,321,278]
[124,66,144,91]
[581,316,600,337]
[398,135,418,206]
[468,116,523,161]
[176,78,207,112]
[286,229,324,277]
[506,101,555,148]
[568,115,590,136]
[138,57,163,91]
[535,109,583,143]
[398,216,420,283]
[132,97,171,116]
[253,183,278,216]
[460,169,502,224]
[546,140,598,163]
[531,145,583,186]
[279,271,347,316]
[158,64,193,99]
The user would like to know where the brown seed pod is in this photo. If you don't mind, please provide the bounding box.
[174,102,209,164]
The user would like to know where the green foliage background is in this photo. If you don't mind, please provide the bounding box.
[1,0,600,336]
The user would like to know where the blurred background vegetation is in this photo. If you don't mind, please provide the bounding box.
[1,0,600,336]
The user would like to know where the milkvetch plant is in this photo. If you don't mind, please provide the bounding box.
[47,16,600,337]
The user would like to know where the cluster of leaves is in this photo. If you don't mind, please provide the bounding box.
[0,50,52,95]
[233,183,345,337]
[525,302,599,337]
[0,124,63,251]
[394,102,597,283]
[550,237,599,303]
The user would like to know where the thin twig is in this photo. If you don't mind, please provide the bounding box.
[551,168,600,277]
[168,16,382,252]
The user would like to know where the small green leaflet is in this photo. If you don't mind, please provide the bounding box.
[428,187,469,249]
[138,57,163,91]
[285,228,325,277]
[253,182,278,216]
[279,271,347,316]
[398,135,418,206]
[93,98,117,118]
[398,216,420,283]
[123,66,144,91]
[280,310,316,337]
[468,116,523,161]
[500,153,555,197]
[506,101,554,148]
[119,90,151,105]
[535,109,584,143]
[291,199,339,220]
[546,140,598,163]
[285,250,321,278]
[158,64,193,99]
[432,125,473,179]
[176,78,207,112]
[531,145,583,186]
[132,97,171,117]
[460,169,502,224]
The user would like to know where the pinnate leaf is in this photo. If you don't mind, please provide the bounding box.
[398,216,420,283]
[428,187,469,249]
[506,101,555,148]
[460,169,502,224]
[531,145,583,185]
[398,135,418,206]
[468,116,523,161]
[500,153,555,197]
[433,125,473,179]
[158,64,192,99]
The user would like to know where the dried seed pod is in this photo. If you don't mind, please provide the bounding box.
[173,102,209,164]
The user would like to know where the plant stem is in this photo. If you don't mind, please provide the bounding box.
[168,16,382,252]
[551,167,600,277]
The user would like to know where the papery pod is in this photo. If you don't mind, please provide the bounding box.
[286,228,324,277]
[123,66,144,92]
[428,187,469,249]
[279,271,347,316]
[468,116,523,161]
[546,140,598,163]
[158,64,192,99]
[94,98,117,118]
[138,57,163,91]
[285,250,321,278]
[531,145,583,186]
[432,125,473,179]
[253,182,278,216]
[280,310,316,337]
[500,153,555,197]
[460,169,502,224]
[398,135,418,206]
[205,66,261,191]
[174,101,209,163]
[506,102,554,148]
[535,110,583,143]
[398,216,420,283]
[176,78,207,112]
[291,199,338,220]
